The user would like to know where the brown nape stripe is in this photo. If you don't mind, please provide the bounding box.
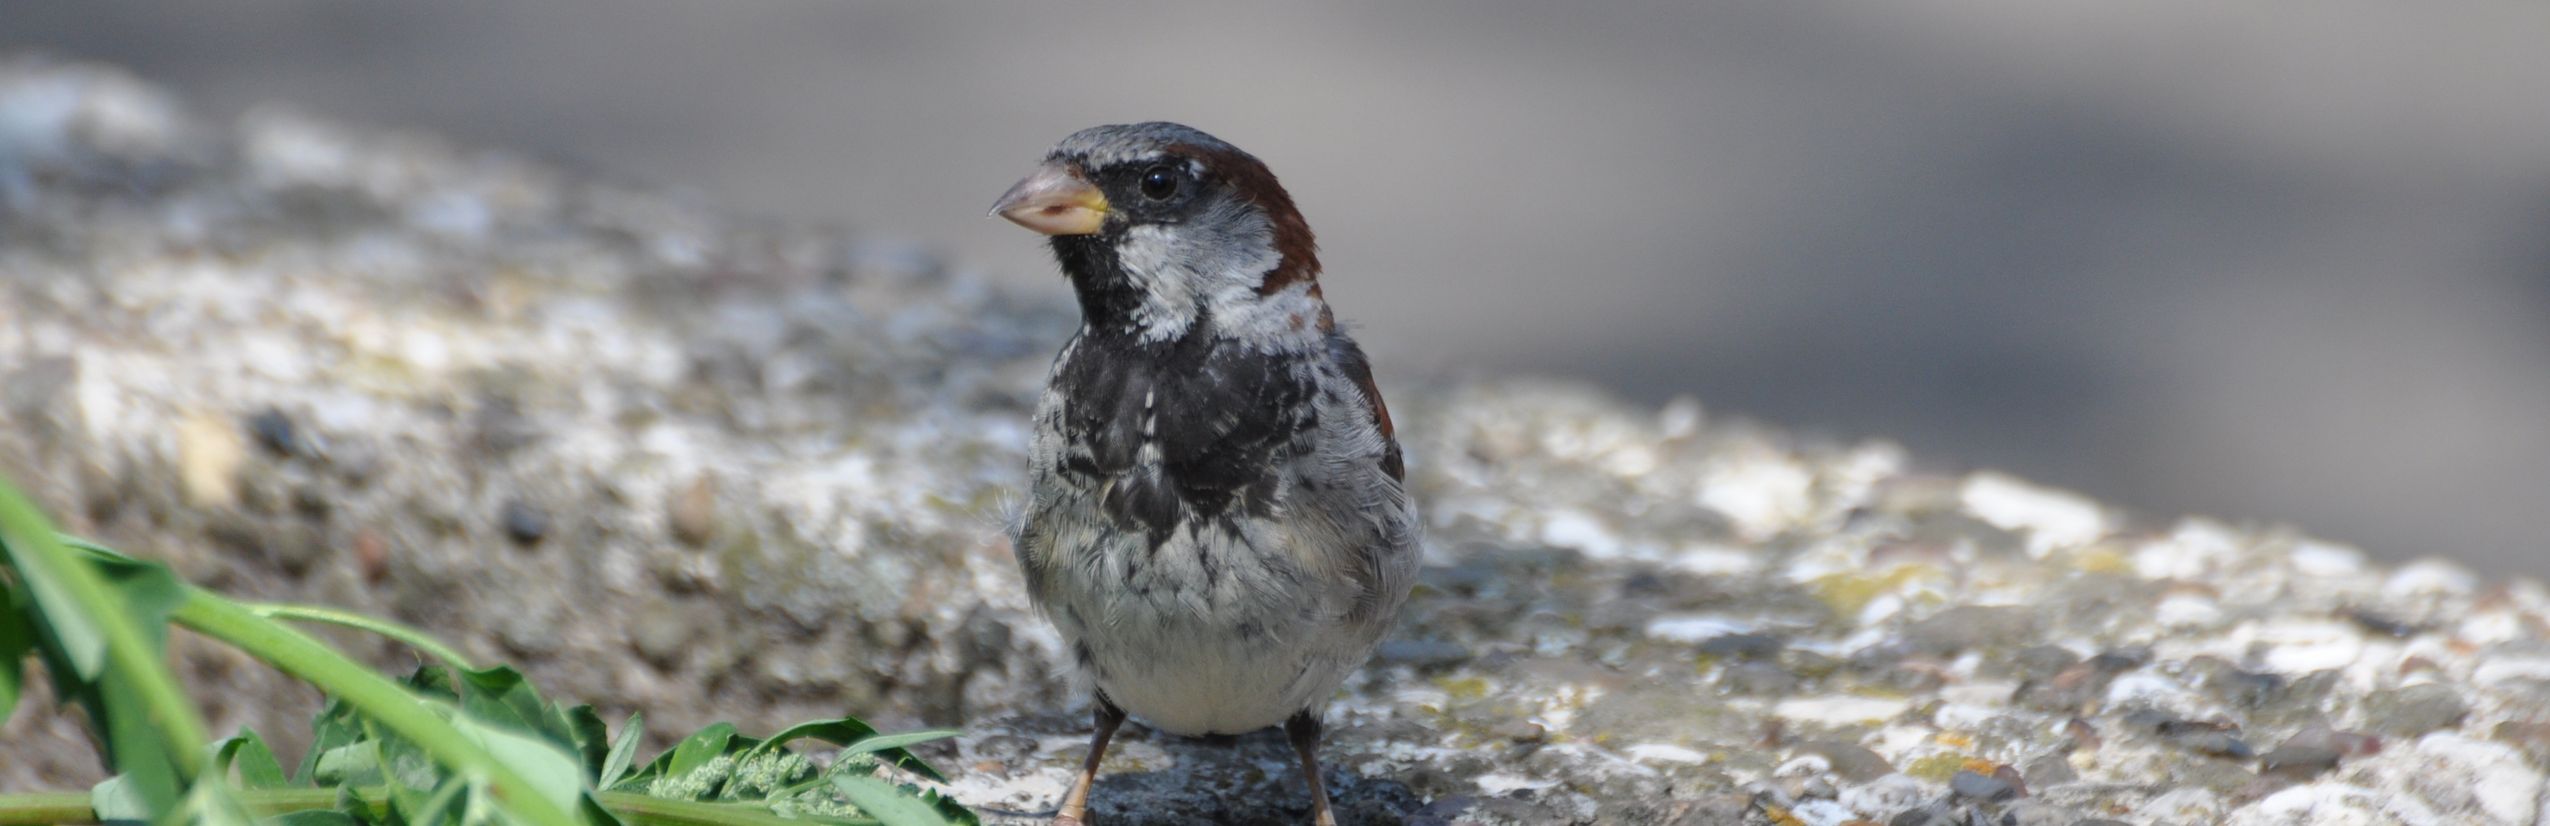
[1176,143,1321,295]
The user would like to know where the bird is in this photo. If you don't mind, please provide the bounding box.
[991,122,1419,825]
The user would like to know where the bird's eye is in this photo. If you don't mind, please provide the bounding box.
[1139,167,1179,200]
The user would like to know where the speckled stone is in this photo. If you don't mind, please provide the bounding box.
[4,58,2547,825]
[2363,682,2470,737]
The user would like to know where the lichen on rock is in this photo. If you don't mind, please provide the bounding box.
[4,57,2548,824]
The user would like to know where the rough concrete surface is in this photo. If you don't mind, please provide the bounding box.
[4,57,2547,825]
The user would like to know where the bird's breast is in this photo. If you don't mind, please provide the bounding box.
[1044,330,1317,540]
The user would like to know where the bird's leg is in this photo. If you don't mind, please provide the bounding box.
[1286,711,1338,826]
[1055,697,1127,826]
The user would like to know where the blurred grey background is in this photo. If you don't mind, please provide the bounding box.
[10,2,2547,574]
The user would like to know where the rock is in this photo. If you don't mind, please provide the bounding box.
[4,57,2549,824]
[499,498,549,546]
[1889,805,1963,826]
[244,407,307,458]
[1698,631,1786,661]
[2255,741,2341,778]
[2019,753,2075,788]
[628,604,701,670]
[2121,709,2255,760]
[667,474,720,547]
[2005,644,2081,681]
[2258,723,2379,779]
[175,411,247,508]
[1902,605,2036,656]
[1948,769,2016,802]
[2364,682,2470,737]
[1797,740,1896,783]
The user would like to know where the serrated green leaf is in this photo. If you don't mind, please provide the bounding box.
[271,811,362,826]
[598,712,644,790]
[830,776,951,826]
[209,728,290,789]
[663,722,737,781]
[457,666,550,734]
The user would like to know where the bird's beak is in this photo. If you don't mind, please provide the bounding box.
[990,162,1110,236]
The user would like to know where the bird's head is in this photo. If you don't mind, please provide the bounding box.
[992,122,1325,348]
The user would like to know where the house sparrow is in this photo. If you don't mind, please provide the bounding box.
[992,122,1418,825]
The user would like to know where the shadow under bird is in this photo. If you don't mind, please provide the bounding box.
[993,122,1420,825]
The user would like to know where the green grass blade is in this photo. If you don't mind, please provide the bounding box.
[242,603,477,670]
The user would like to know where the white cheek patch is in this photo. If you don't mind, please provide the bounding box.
[1113,203,1291,345]
[1113,225,1201,341]
[1210,281,1326,353]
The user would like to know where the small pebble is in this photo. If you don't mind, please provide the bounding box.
[2190,657,2285,709]
[353,529,390,584]
[2021,753,2076,787]
[629,608,698,669]
[1699,632,1785,661]
[245,407,303,457]
[1949,769,2017,802]
[501,498,549,545]
[2258,742,2342,778]
[1901,605,2034,655]
[2365,683,2469,736]
[1795,740,1895,782]
[472,399,542,456]
[2009,645,2081,680]
[2344,607,2421,638]
[1887,804,1962,826]
[2125,710,2255,758]
[2277,723,2381,758]
[1490,719,1546,745]
[668,474,719,546]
